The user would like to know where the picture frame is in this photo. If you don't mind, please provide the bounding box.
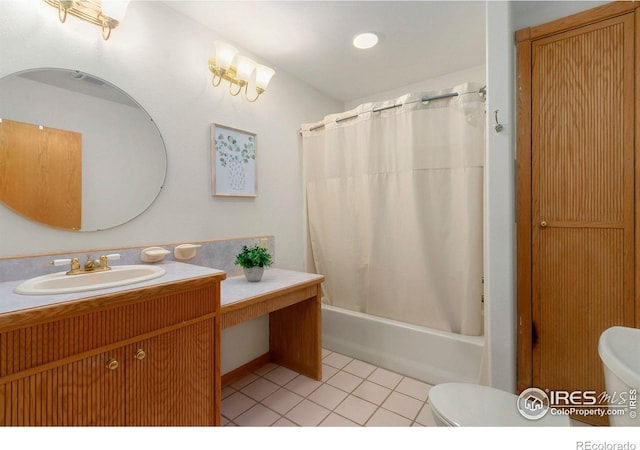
[211,123,257,197]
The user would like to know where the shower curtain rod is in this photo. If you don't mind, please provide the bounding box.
[302,85,487,133]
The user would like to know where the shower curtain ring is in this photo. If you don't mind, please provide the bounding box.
[494,110,503,133]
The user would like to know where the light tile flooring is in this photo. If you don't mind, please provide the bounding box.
[221,348,437,427]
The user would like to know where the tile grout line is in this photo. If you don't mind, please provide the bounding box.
[223,350,433,427]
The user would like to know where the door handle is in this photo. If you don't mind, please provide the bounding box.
[540,220,548,228]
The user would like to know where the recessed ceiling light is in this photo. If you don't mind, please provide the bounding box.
[353,32,379,50]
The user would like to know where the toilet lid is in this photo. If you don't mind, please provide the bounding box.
[428,383,569,427]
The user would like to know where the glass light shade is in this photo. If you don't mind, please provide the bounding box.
[254,65,276,90]
[101,0,131,21]
[236,55,256,82]
[353,32,379,50]
[214,41,238,71]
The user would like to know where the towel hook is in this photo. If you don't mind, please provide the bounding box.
[494,110,503,133]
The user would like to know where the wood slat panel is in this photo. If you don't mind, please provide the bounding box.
[534,228,626,425]
[528,13,635,426]
[535,229,625,389]
[222,285,318,329]
[125,320,215,426]
[0,286,217,378]
[0,349,124,426]
[0,119,81,230]
[0,284,220,426]
[534,20,625,224]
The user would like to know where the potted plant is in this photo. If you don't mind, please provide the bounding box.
[234,244,272,282]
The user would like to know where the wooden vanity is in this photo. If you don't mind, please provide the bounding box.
[0,263,225,426]
[0,262,324,426]
[0,264,324,426]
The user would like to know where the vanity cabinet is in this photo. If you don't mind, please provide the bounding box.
[1,348,125,426]
[124,320,215,426]
[0,275,223,426]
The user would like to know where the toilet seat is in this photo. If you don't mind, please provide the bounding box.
[428,383,570,426]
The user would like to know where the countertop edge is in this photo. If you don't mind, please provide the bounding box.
[0,263,226,332]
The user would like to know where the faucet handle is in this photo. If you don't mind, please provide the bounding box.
[94,254,121,263]
[51,258,72,267]
[52,257,80,273]
[94,253,121,269]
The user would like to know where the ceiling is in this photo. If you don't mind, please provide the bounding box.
[162,1,486,103]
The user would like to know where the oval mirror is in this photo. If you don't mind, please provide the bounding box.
[0,68,167,231]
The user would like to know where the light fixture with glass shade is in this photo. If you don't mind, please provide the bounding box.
[353,32,379,50]
[208,41,276,103]
[44,0,130,40]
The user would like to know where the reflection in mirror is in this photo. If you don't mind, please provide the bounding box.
[0,68,167,231]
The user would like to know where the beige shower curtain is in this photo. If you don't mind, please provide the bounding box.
[301,83,485,336]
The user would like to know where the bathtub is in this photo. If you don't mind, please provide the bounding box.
[322,304,485,385]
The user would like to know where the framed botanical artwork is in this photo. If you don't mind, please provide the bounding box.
[211,124,257,197]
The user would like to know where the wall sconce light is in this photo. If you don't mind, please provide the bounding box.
[208,41,276,103]
[44,0,130,40]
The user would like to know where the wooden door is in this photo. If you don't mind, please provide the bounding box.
[0,349,124,426]
[529,13,635,425]
[0,119,82,230]
[125,320,216,426]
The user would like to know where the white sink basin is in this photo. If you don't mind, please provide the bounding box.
[14,265,166,295]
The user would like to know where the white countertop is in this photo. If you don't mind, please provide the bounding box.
[221,268,324,307]
[0,261,225,316]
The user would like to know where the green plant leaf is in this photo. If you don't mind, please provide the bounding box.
[234,244,273,268]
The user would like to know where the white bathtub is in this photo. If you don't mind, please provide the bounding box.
[322,304,485,385]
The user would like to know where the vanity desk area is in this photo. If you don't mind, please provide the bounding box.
[0,260,323,426]
[221,269,324,385]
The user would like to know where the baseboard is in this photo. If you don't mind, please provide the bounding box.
[222,352,271,387]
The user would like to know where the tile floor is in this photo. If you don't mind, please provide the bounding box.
[221,348,437,427]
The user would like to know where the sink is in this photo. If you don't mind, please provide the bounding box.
[14,265,166,295]
[598,326,640,426]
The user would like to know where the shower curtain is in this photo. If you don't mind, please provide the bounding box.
[301,82,485,336]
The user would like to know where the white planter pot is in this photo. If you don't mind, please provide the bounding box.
[243,266,264,282]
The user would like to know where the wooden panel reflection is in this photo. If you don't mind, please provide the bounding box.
[0,119,81,230]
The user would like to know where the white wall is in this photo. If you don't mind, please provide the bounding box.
[0,1,341,271]
[512,1,609,31]
[344,64,486,111]
[485,0,515,392]
[482,0,611,393]
[0,0,341,374]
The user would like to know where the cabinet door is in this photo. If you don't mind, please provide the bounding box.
[0,349,124,426]
[531,13,635,425]
[125,320,216,426]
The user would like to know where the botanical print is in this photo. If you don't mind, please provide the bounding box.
[212,124,256,197]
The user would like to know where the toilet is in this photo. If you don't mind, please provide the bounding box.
[598,326,640,427]
[428,382,570,426]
